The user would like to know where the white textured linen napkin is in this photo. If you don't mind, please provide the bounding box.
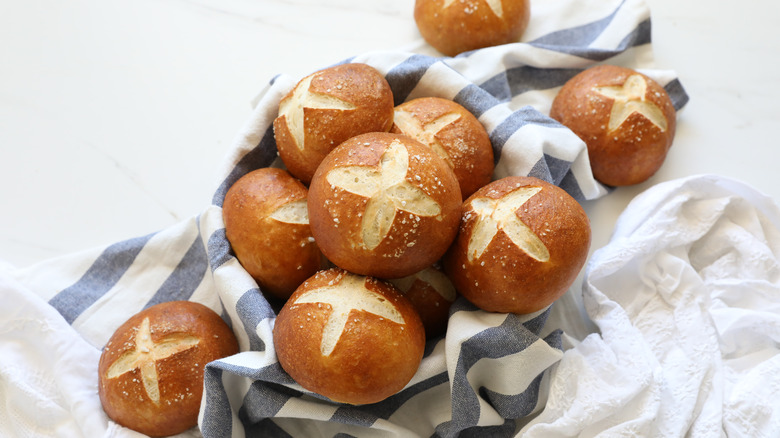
[521,174,780,437]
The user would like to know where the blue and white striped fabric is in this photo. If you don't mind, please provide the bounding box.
[15,0,689,436]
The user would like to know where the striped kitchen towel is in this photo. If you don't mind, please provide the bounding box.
[6,0,689,436]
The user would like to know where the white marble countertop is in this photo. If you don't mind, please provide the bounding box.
[2,0,779,269]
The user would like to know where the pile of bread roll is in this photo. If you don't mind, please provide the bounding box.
[222,62,599,406]
[97,2,680,431]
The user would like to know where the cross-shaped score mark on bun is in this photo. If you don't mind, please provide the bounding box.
[325,139,442,250]
[594,74,668,133]
[292,274,405,356]
[278,74,356,151]
[393,108,461,169]
[467,186,550,263]
[105,317,199,405]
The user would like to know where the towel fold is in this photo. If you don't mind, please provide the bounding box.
[522,174,780,437]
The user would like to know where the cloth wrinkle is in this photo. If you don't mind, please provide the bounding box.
[521,174,780,437]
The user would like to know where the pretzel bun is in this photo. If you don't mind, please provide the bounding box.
[98,301,239,437]
[222,167,323,301]
[443,176,590,314]
[273,63,395,184]
[391,97,494,199]
[389,265,457,339]
[550,65,677,186]
[308,132,462,279]
[274,269,425,405]
[414,0,531,56]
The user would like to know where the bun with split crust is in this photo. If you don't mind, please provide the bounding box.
[98,301,239,437]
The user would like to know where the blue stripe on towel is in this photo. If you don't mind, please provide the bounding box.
[144,234,208,307]
[49,232,155,324]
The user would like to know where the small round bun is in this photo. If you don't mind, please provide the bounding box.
[550,65,677,186]
[443,176,590,314]
[274,269,425,405]
[389,265,457,339]
[273,63,395,184]
[98,301,239,437]
[414,0,531,56]
[308,132,462,279]
[223,167,323,301]
[391,97,494,199]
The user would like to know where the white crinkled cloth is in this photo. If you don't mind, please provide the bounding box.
[521,174,780,437]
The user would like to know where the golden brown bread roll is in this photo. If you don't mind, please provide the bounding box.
[414,0,531,56]
[273,62,395,184]
[550,65,677,186]
[390,97,494,199]
[389,265,457,339]
[222,167,324,301]
[307,132,462,279]
[273,268,425,405]
[98,301,239,437]
[443,176,590,314]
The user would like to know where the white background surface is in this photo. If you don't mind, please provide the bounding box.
[1,0,779,268]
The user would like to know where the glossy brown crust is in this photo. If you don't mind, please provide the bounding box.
[273,63,395,184]
[273,269,425,405]
[391,97,494,199]
[98,301,239,437]
[550,65,677,186]
[307,132,462,279]
[223,167,324,300]
[414,0,531,56]
[443,176,591,314]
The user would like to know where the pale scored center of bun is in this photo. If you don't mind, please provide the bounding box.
[106,317,200,404]
[443,0,504,18]
[593,74,668,133]
[393,108,460,168]
[278,73,356,151]
[467,186,551,263]
[292,273,405,356]
[390,267,457,302]
[325,139,442,250]
[269,199,309,225]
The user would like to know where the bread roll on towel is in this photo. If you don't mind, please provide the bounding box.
[273,63,394,184]
[274,268,425,405]
[222,167,323,301]
[98,301,239,437]
[550,65,677,186]
[443,176,590,314]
